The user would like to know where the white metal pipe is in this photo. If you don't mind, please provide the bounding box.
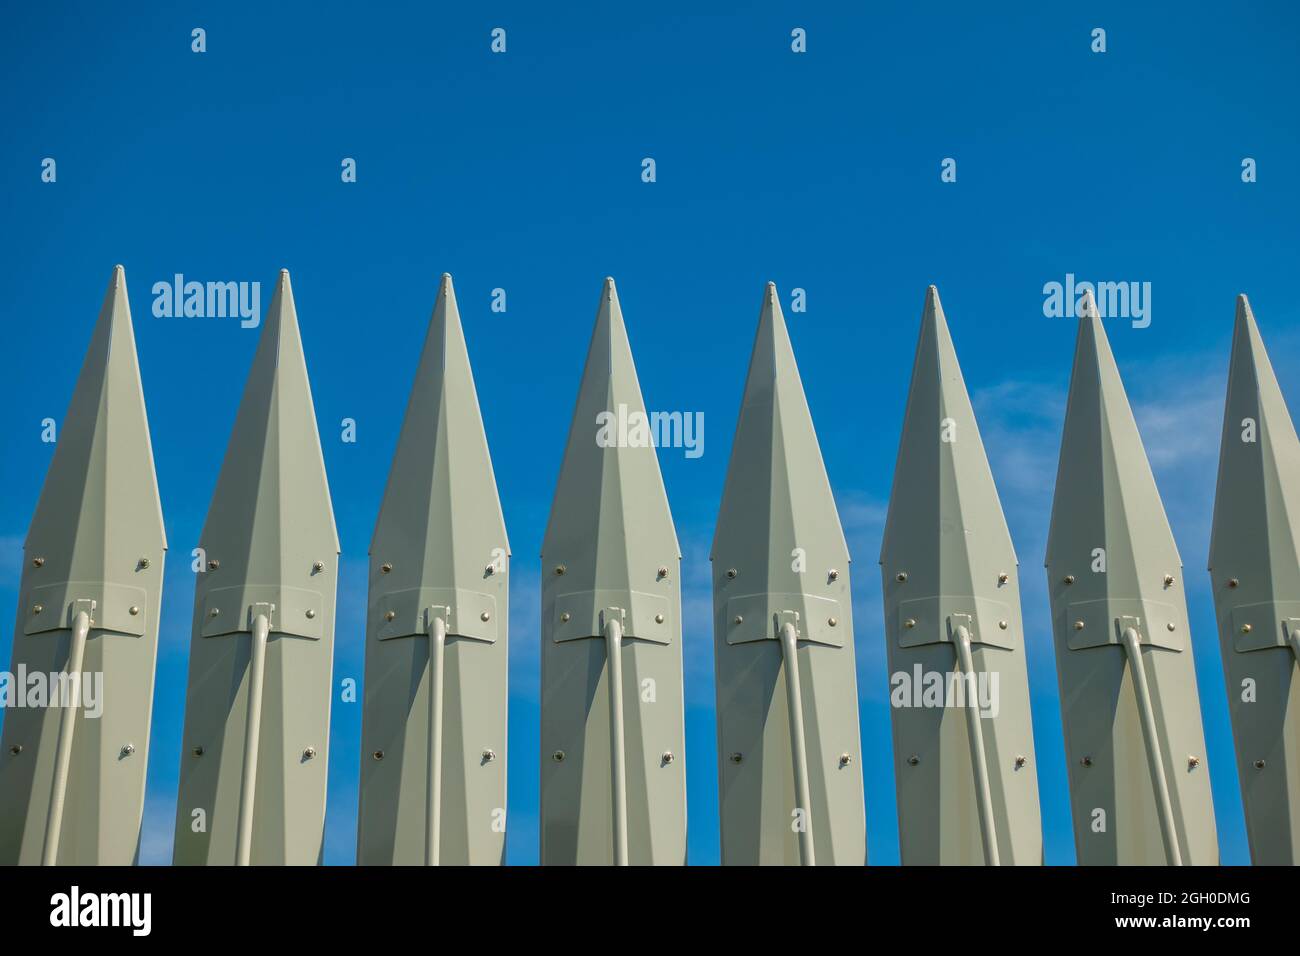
[779,621,816,866]
[425,615,447,866]
[953,624,1000,866]
[1122,626,1183,866]
[235,612,270,866]
[42,609,90,866]
[605,617,629,865]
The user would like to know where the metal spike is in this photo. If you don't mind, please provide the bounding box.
[0,266,167,865]
[172,270,339,865]
[540,277,686,865]
[357,274,509,865]
[1207,295,1300,864]
[711,282,866,865]
[1045,292,1217,864]
[879,286,1042,865]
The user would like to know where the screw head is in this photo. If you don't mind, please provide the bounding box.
[385,610,396,622]
[481,611,491,622]
[373,750,385,761]
[129,605,140,616]
[1081,755,1093,767]
[998,620,1008,630]
[10,744,23,755]
[904,618,916,629]
[554,564,567,576]
[1014,755,1027,769]
[32,556,44,568]
[305,608,316,619]
[31,604,42,615]
[654,613,664,624]
[192,746,204,757]
[482,749,496,762]
[560,611,571,623]
[1255,759,1266,770]
[380,562,392,574]
[729,752,743,764]
[1240,623,1253,634]
[208,559,220,570]
[1163,574,1175,586]
[313,561,324,573]
[907,754,920,766]
[1188,755,1200,769]
[828,617,838,627]
[896,571,908,583]
[1228,578,1239,589]
[303,747,316,760]
[120,744,135,757]
[484,564,496,575]
[657,566,669,578]
[839,753,852,767]
[828,569,840,581]
[726,568,737,579]
[1166,622,1175,632]
[733,615,744,625]
[1073,620,1085,631]
[1064,575,1076,585]
[998,572,1009,585]
[552,750,565,762]
[662,751,675,764]
[209,607,220,618]
[137,557,150,569]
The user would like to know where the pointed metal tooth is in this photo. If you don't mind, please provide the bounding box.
[0,266,166,865]
[173,269,338,865]
[1045,291,1217,864]
[879,286,1041,865]
[540,277,685,865]
[358,274,509,865]
[1208,294,1300,863]
[711,282,865,865]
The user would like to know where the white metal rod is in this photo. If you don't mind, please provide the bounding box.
[425,615,447,866]
[779,621,816,866]
[1121,626,1183,866]
[235,612,270,866]
[953,624,1000,866]
[605,617,629,865]
[42,609,90,866]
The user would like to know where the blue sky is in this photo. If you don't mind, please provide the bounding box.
[2,2,1298,865]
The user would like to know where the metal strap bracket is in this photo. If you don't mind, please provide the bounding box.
[1065,598,1183,652]
[25,582,143,637]
[202,585,323,640]
[726,592,842,647]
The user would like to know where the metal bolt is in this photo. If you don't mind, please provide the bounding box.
[138,557,150,569]
[729,752,743,764]
[32,556,44,568]
[1064,575,1075,585]
[657,566,669,578]
[662,751,675,764]
[121,744,135,757]
[1227,578,1239,589]
[192,746,204,757]
[726,568,737,579]
[1188,755,1200,769]
[654,613,664,624]
[828,569,840,581]
[481,611,491,622]
[482,749,496,762]
[10,745,23,755]
[208,559,220,570]
[560,612,571,623]
[998,620,1008,630]
[1073,620,1085,631]
[381,562,392,573]
[384,610,396,622]
[209,607,220,618]
[1163,574,1175,587]
[907,754,920,766]
[904,618,916,629]
[373,750,385,761]
[303,747,316,760]
[896,571,908,583]
[552,750,565,762]
[484,564,496,575]
[733,615,744,625]
[1240,623,1252,634]
[32,604,42,615]
[313,561,324,573]
[1081,755,1093,767]
[839,753,852,767]
[828,617,838,627]
[129,605,140,616]
[302,608,315,620]
[1255,759,1266,770]
[1014,755,1027,769]
[554,564,567,576]
[998,572,1009,585]
[1166,622,1175,632]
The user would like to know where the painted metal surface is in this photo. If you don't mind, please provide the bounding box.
[1208,295,1300,864]
[0,266,166,865]
[172,270,338,865]
[540,278,686,865]
[357,275,509,865]
[712,283,866,865]
[1045,293,1217,865]
[880,286,1042,865]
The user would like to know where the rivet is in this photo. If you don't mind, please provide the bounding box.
[129,605,140,616]
[9,745,22,755]
[729,752,743,764]
[726,568,737,579]
[1166,622,1175,632]
[1014,755,1027,769]
[381,562,392,574]
[137,557,150,569]
[1187,755,1200,769]
[305,608,316,619]
[662,751,675,764]
[1081,755,1093,767]
[192,746,204,757]
[907,754,920,766]
[313,561,324,573]
[385,610,396,622]
[839,753,852,767]
[373,750,385,761]
[733,615,744,625]
[303,747,316,760]
[1255,759,1266,770]
[1163,574,1175,587]
[657,566,669,578]
[825,617,836,628]
[32,604,43,615]
[32,557,44,568]
[1073,620,1085,631]
[208,559,220,570]
[904,618,916,629]
[554,565,567,576]
[1240,623,1252,634]
[481,611,491,622]
[654,613,664,624]
[209,607,220,618]
[1227,578,1239,589]
[560,612,571,623]
[482,749,496,762]
[120,744,135,757]
[552,750,565,762]
[998,572,1009,585]
[1064,575,1075,585]
[896,572,908,583]
[828,569,840,581]
[998,620,1008,630]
